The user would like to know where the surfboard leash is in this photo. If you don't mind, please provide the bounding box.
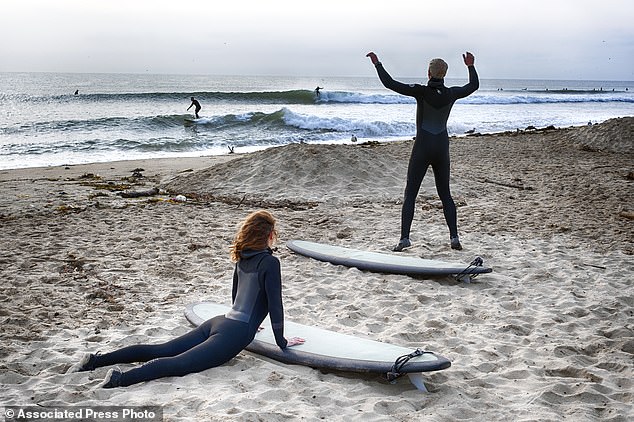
[386,348,430,382]
[454,256,484,282]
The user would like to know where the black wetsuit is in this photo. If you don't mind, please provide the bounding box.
[188,99,201,118]
[89,248,287,387]
[374,62,479,239]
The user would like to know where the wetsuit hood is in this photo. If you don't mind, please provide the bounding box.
[428,78,445,88]
[239,248,273,260]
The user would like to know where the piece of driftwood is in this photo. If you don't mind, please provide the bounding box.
[619,210,634,220]
[483,178,535,191]
[119,187,159,198]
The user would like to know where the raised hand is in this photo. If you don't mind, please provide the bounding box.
[463,52,475,66]
[366,52,379,65]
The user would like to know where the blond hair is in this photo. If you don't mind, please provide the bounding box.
[428,58,448,79]
[230,210,278,262]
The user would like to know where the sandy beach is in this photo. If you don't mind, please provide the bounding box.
[1,117,632,421]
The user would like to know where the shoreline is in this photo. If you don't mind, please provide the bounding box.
[0,154,239,181]
[2,120,628,174]
[0,117,632,421]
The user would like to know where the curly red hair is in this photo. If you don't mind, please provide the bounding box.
[230,210,278,262]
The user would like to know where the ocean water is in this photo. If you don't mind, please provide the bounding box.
[1,72,633,170]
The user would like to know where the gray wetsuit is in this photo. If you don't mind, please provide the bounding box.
[89,248,287,387]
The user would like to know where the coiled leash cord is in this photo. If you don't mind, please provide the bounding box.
[386,348,431,382]
[455,256,484,282]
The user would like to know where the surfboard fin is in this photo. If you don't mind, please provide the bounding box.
[456,274,474,283]
[407,373,428,392]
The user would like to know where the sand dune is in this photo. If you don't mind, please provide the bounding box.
[164,142,411,205]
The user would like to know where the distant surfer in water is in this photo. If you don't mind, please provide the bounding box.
[69,210,304,388]
[314,86,323,99]
[367,50,479,251]
[187,96,201,119]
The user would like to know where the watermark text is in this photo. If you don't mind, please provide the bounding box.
[4,406,162,421]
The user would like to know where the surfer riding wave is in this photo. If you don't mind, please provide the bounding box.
[187,96,201,119]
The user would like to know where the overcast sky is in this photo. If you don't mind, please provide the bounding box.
[1,0,632,81]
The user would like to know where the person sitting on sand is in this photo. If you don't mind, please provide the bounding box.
[69,210,305,388]
[187,97,201,119]
[366,50,479,251]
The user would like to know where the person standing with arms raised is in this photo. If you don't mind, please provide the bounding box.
[366,50,479,251]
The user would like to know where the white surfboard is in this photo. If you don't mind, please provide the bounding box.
[287,240,492,281]
[184,302,451,391]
